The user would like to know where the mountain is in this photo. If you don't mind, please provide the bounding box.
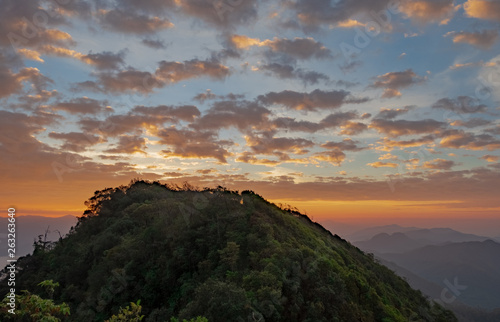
[347,225,419,242]
[0,180,455,322]
[347,225,491,244]
[354,232,427,253]
[382,240,500,310]
[0,215,76,268]
[403,228,491,245]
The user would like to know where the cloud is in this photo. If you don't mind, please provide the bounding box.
[230,35,332,60]
[80,51,127,70]
[48,131,103,152]
[339,121,369,135]
[75,58,230,93]
[79,105,199,136]
[464,0,500,21]
[449,60,497,69]
[98,9,174,34]
[370,69,426,98]
[440,130,500,151]
[374,106,414,119]
[370,119,446,137]
[257,63,329,85]
[380,135,437,149]
[245,133,314,157]
[141,38,167,49]
[448,30,498,49]
[271,111,365,134]
[321,138,366,151]
[284,0,392,31]
[450,118,491,128]
[480,155,499,162]
[104,135,147,154]
[192,100,270,132]
[236,152,280,166]
[132,104,201,122]
[400,0,458,24]
[272,117,323,133]
[367,161,399,168]
[177,0,259,28]
[156,127,232,163]
[0,66,50,98]
[432,96,488,113]
[51,97,110,114]
[422,158,456,170]
[258,89,368,111]
[314,150,346,166]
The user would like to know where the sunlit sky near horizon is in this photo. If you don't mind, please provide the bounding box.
[1,0,500,235]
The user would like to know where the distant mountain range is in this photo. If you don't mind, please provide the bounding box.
[347,224,496,244]
[0,215,76,268]
[346,224,500,318]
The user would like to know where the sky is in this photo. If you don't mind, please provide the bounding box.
[1,0,500,236]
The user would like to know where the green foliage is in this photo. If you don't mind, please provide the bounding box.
[0,280,70,322]
[106,300,144,322]
[0,180,457,321]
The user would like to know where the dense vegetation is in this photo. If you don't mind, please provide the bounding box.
[1,180,456,321]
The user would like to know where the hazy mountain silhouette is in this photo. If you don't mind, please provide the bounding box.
[0,215,76,268]
[382,240,500,310]
[354,232,427,253]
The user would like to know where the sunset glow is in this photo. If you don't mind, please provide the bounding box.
[1,0,499,235]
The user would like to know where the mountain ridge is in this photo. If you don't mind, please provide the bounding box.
[0,180,456,322]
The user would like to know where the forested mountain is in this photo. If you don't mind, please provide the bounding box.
[0,180,456,321]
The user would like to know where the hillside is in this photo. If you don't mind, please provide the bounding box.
[1,180,456,321]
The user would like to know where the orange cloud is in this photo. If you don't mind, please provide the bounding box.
[367,161,399,168]
[464,0,500,21]
[400,0,458,25]
[480,155,499,162]
[450,30,498,49]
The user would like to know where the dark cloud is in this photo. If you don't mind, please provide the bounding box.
[132,104,200,122]
[258,63,330,85]
[98,9,174,34]
[48,131,103,152]
[245,132,314,158]
[52,97,109,114]
[370,69,426,98]
[141,38,167,49]
[284,0,391,31]
[75,58,230,93]
[422,158,456,170]
[321,138,366,151]
[432,96,488,113]
[79,105,199,136]
[259,89,369,111]
[370,119,446,137]
[104,135,147,154]
[157,127,232,163]
[272,117,323,133]
[374,106,414,120]
[450,118,492,128]
[191,100,270,132]
[80,51,126,70]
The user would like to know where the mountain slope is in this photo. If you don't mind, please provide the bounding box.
[1,181,456,322]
